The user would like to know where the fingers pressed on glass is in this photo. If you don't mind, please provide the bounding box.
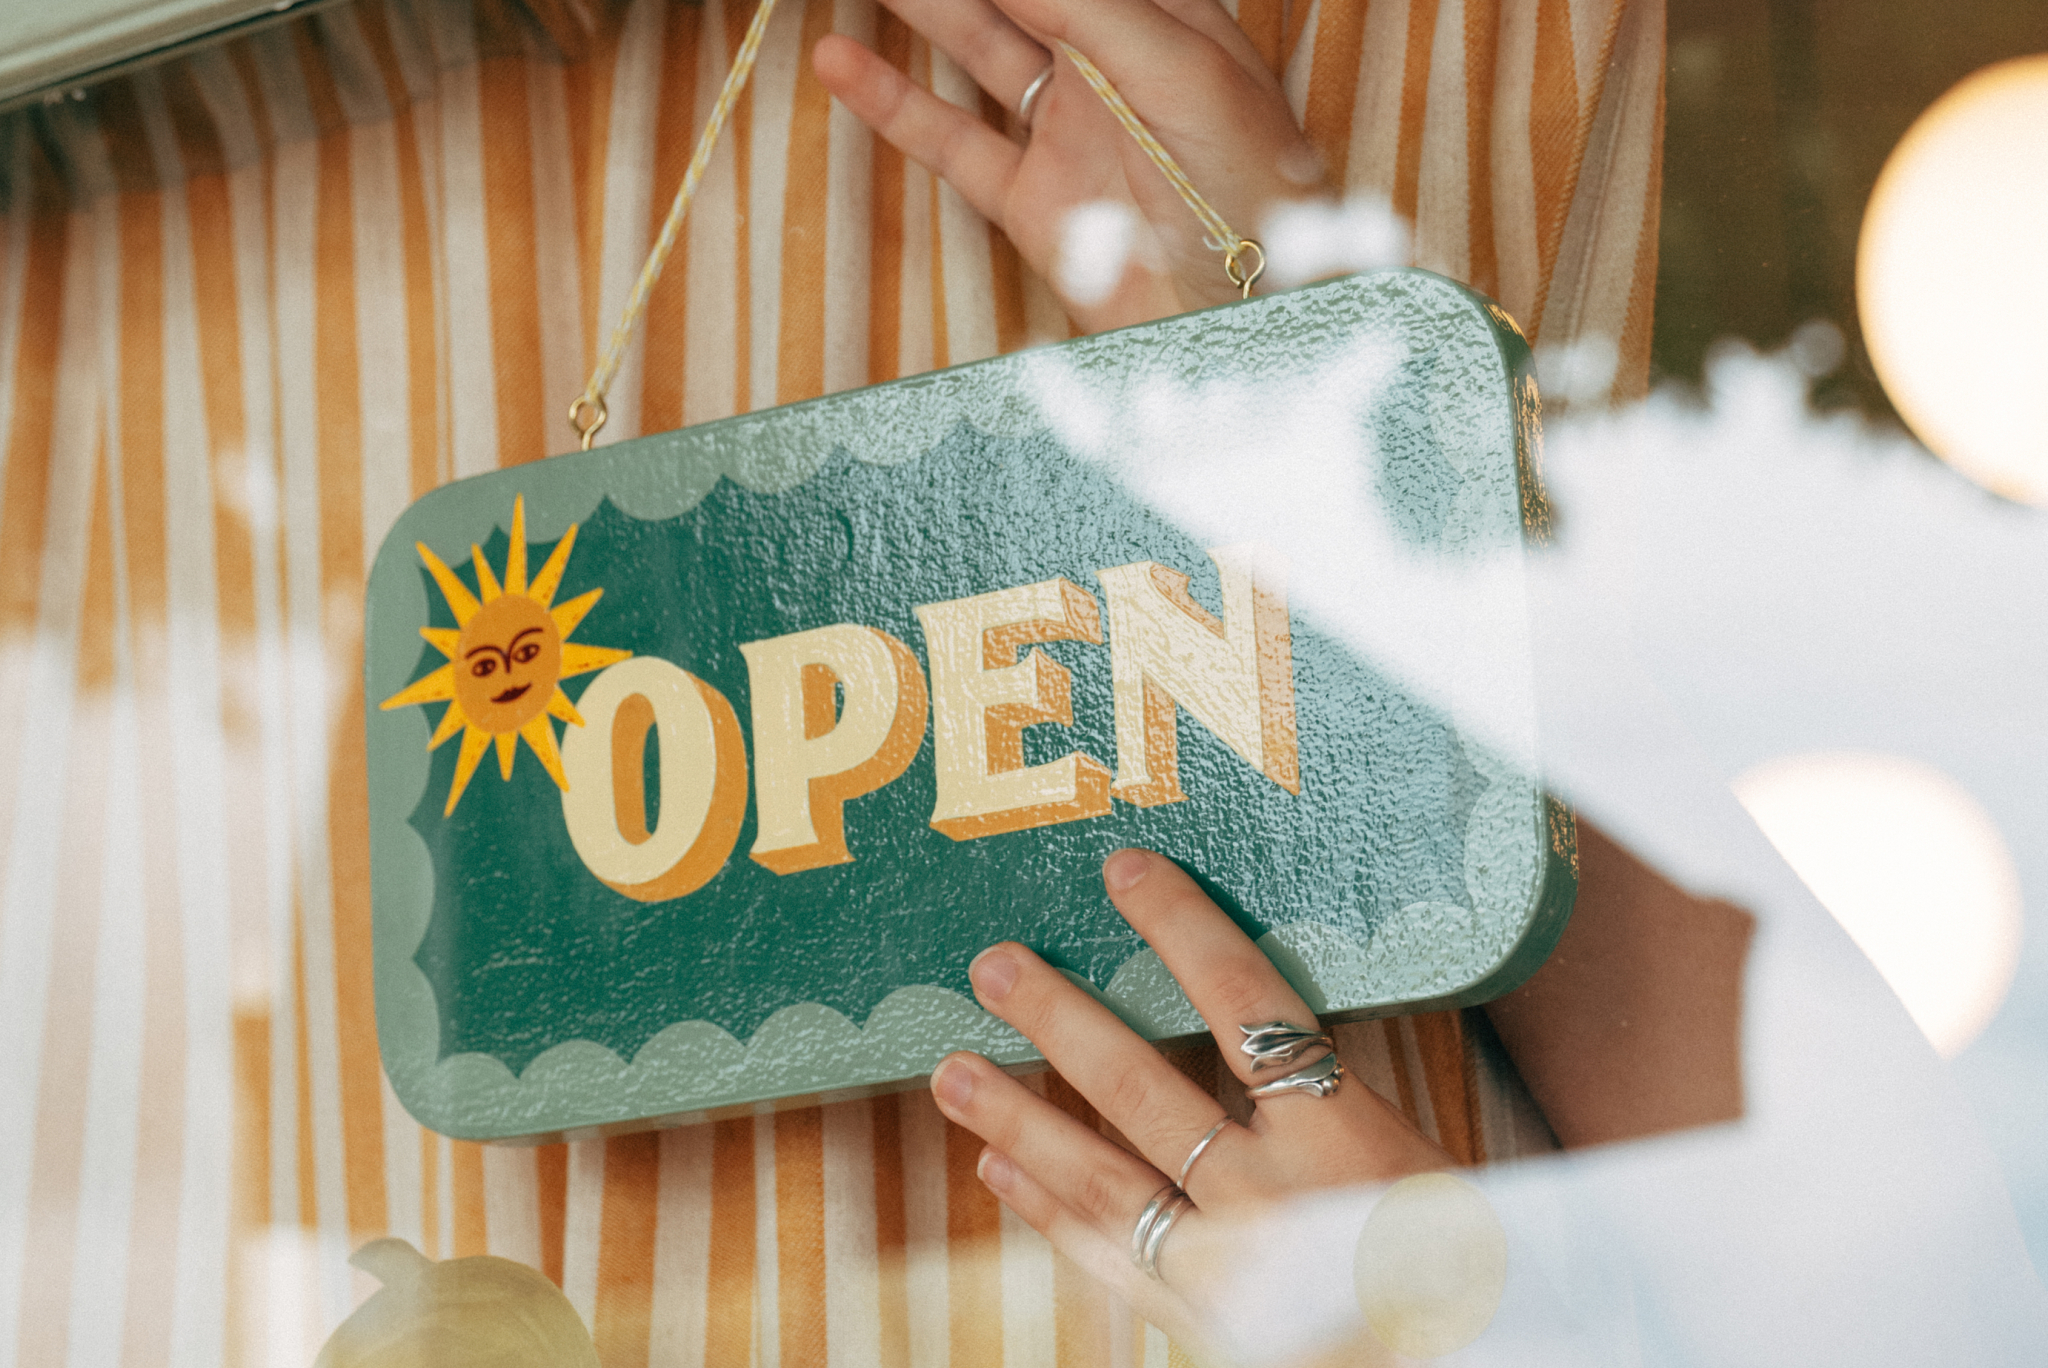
[975,1147,1193,1317]
[964,945,1236,1178]
[1100,849,1332,1090]
[875,0,1052,113]
[946,966,1236,1180]
[811,35,1020,222]
[931,1052,1183,1234]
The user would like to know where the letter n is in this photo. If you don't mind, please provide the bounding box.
[1095,545,1298,806]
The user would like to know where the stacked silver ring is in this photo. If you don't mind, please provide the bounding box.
[1130,1184,1196,1281]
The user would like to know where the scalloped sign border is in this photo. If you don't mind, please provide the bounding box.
[365,271,1577,1142]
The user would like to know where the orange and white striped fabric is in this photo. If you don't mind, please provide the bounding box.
[0,0,1656,1363]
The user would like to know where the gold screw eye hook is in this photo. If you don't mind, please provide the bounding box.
[1057,44,1265,299]
[1225,239,1266,299]
[569,395,609,451]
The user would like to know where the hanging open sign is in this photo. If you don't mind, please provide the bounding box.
[365,271,1576,1143]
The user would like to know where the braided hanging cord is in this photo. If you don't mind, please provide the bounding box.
[569,0,783,449]
[569,10,1261,448]
[1056,42,1265,295]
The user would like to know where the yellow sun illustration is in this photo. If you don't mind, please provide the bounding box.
[380,496,630,816]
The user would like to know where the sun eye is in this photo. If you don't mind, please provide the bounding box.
[471,658,497,678]
[513,642,540,665]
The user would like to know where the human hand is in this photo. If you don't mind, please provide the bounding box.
[813,0,1328,333]
[929,848,1450,1356]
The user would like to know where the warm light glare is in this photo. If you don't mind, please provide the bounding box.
[1857,55,2048,503]
[1733,753,2023,1057]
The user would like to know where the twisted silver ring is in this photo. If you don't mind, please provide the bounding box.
[1176,1118,1231,1189]
[1239,1020,1335,1073]
[1130,1184,1195,1281]
[1246,1050,1344,1100]
[1016,62,1054,132]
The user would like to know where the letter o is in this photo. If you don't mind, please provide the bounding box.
[560,657,748,902]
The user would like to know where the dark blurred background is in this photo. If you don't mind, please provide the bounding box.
[1652,0,2046,416]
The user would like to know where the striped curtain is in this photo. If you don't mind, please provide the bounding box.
[0,0,1656,1363]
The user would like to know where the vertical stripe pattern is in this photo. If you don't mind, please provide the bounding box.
[0,0,1657,1361]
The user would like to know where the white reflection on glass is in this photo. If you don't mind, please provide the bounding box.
[1016,328,2048,1363]
[1734,751,2022,1058]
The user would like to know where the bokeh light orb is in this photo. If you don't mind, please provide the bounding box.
[1857,55,2048,503]
[1734,752,2023,1057]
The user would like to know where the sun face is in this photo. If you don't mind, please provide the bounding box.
[456,593,562,735]
[380,496,630,815]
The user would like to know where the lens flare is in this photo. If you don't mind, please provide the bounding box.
[1857,55,2048,503]
[1733,752,2023,1057]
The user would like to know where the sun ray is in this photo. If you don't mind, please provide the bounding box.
[520,715,570,791]
[505,496,528,597]
[551,588,603,638]
[446,726,494,816]
[546,689,585,728]
[528,523,579,610]
[430,701,469,748]
[473,544,502,602]
[381,663,457,711]
[416,542,481,626]
[392,499,629,814]
[560,643,632,679]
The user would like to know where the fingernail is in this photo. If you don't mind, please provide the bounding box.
[932,1057,974,1113]
[970,947,1018,1002]
[977,1148,1015,1193]
[1104,849,1150,892]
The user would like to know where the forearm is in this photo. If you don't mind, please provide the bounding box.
[1484,821,1755,1148]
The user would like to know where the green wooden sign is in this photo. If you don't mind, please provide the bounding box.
[365,270,1576,1143]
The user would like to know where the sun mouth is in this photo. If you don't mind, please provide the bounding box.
[491,683,532,705]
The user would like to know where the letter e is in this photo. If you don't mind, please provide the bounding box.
[916,578,1112,840]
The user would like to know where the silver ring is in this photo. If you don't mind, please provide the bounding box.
[1176,1118,1231,1190]
[1239,1020,1335,1073]
[1016,62,1054,131]
[1130,1184,1195,1281]
[1246,1050,1344,1100]
[1130,1185,1178,1265]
